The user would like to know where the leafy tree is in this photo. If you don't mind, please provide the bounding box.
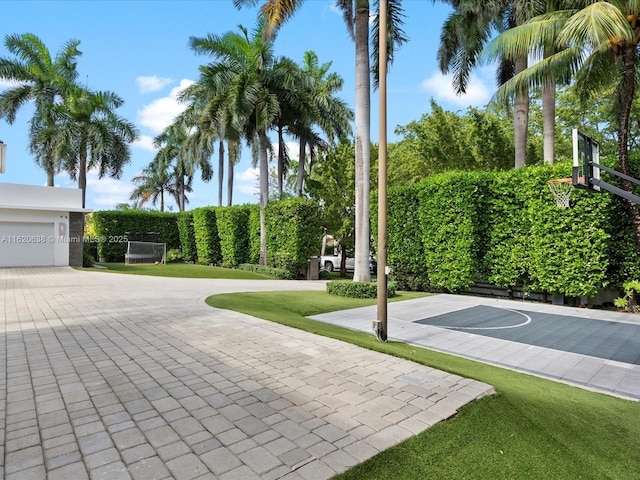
[55,85,138,208]
[236,0,407,281]
[189,21,294,265]
[485,1,640,250]
[0,33,81,185]
[306,139,356,277]
[129,157,187,212]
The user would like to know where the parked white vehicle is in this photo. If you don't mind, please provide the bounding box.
[320,252,376,273]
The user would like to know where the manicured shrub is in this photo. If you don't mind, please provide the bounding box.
[216,206,251,267]
[192,207,221,265]
[177,212,197,262]
[326,280,397,298]
[237,263,293,279]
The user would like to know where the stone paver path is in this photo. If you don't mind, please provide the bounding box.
[0,267,493,479]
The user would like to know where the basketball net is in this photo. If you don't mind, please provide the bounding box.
[547,178,573,208]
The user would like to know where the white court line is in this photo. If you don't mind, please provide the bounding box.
[430,307,533,331]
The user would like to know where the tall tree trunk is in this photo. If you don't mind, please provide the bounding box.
[46,170,54,187]
[258,130,269,266]
[278,127,285,199]
[542,77,555,165]
[218,140,224,207]
[79,143,87,208]
[513,56,529,169]
[353,2,371,282]
[227,142,234,207]
[296,139,306,197]
[160,190,164,213]
[618,45,640,251]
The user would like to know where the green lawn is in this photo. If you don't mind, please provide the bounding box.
[206,291,640,480]
[79,262,273,280]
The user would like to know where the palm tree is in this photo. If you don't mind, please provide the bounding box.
[0,33,81,185]
[189,21,287,265]
[153,121,212,212]
[437,0,537,169]
[293,51,353,197]
[235,0,407,281]
[485,1,640,248]
[129,157,179,212]
[54,85,138,208]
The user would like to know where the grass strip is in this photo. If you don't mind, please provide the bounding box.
[78,262,273,279]
[206,290,640,479]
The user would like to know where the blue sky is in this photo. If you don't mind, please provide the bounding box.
[0,0,496,211]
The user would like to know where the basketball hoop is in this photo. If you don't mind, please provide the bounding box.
[547,178,574,208]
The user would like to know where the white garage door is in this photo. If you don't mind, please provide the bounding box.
[0,222,55,267]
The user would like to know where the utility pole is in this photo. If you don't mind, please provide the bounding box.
[374,0,388,342]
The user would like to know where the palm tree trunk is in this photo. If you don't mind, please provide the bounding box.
[218,140,224,207]
[278,127,285,199]
[353,1,371,283]
[542,77,555,165]
[227,142,234,207]
[46,170,55,187]
[160,190,164,212]
[296,140,306,197]
[514,56,529,169]
[618,45,640,251]
[79,143,88,208]
[258,130,269,266]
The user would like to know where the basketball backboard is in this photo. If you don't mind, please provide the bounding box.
[572,129,600,191]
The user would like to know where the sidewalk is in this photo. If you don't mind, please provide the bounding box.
[0,268,493,480]
[310,294,640,400]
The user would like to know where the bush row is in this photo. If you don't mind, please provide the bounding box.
[93,199,321,278]
[374,162,638,298]
[326,280,397,298]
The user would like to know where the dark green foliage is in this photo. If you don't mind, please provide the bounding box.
[82,251,94,267]
[266,198,322,278]
[165,248,183,263]
[326,280,397,298]
[384,163,634,298]
[192,207,221,265]
[247,205,261,265]
[93,210,180,262]
[418,171,490,291]
[216,206,251,267]
[176,212,197,262]
[237,263,293,279]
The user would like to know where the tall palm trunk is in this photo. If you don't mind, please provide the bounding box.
[278,126,285,199]
[46,169,55,187]
[542,80,555,165]
[227,142,235,207]
[296,139,306,197]
[79,140,88,208]
[160,191,165,213]
[618,45,640,250]
[514,56,529,169]
[258,130,269,266]
[218,140,224,207]
[353,2,371,282]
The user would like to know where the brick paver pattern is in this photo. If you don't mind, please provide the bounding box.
[0,267,494,479]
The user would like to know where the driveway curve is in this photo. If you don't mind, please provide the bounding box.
[1,267,493,480]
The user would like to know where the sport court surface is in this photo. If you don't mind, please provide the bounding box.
[311,294,640,400]
[0,267,493,480]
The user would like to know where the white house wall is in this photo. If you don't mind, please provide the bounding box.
[0,209,71,267]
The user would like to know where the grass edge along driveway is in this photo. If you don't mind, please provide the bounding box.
[206,290,640,480]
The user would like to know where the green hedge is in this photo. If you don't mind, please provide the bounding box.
[237,263,293,279]
[266,198,322,277]
[177,212,197,262]
[93,210,180,262]
[216,206,251,267]
[381,162,633,298]
[248,205,261,265]
[326,280,397,298]
[192,207,221,265]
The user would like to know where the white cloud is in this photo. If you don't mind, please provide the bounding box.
[136,75,174,94]
[236,167,259,197]
[0,79,23,89]
[86,173,133,208]
[133,135,158,152]
[137,78,194,135]
[421,70,492,108]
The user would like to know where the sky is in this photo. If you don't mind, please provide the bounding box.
[0,0,496,211]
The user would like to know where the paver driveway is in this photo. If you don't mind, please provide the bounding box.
[0,267,493,480]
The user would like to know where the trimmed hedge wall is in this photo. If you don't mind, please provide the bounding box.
[93,210,180,262]
[266,198,322,277]
[216,206,251,267]
[192,207,221,265]
[378,162,638,298]
[177,212,197,262]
